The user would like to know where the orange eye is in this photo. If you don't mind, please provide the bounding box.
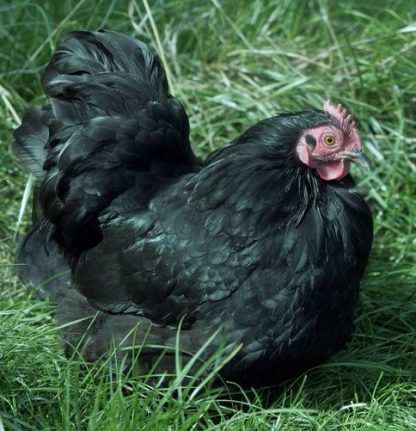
[324,135,336,146]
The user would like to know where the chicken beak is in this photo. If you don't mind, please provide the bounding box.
[342,151,370,168]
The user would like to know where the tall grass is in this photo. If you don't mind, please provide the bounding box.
[1,1,415,429]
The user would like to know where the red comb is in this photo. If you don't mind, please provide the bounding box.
[323,100,355,133]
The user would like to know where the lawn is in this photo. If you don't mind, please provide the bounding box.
[1,0,415,430]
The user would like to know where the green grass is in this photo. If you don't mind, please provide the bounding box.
[1,0,416,429]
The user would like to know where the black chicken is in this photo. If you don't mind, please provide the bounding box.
[13,30,373,385]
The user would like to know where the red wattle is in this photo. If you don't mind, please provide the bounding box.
[316,161,350,181]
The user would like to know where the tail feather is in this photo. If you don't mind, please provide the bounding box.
[42,30,169,123]
[43,31,166,87]
[14,30,198,261]
[12,106,50,178]
[15,225,70,300]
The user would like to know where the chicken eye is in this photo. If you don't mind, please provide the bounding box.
[323,135,336,146]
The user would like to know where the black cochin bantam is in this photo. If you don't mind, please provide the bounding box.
[13,30,373,386]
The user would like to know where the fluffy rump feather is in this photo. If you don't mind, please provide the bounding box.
[14,30,198,258]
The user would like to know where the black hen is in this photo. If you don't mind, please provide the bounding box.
[13,30,373,385]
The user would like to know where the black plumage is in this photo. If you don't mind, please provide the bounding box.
[13,30,373,385]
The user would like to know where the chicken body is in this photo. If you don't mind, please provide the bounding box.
[14,31,373,385]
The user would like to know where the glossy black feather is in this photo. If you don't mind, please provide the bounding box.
[12,106,53,178]
[13,31,373,385]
